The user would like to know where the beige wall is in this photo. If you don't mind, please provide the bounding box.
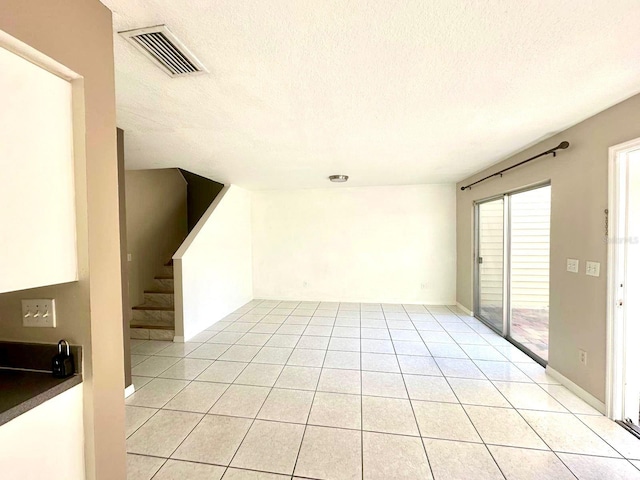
[457,93,640,402]
[126,169,187,307]
[0,2,126,479]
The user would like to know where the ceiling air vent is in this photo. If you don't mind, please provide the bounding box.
[119,25,206,77]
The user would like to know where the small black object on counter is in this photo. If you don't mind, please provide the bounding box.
[52,339,75,378]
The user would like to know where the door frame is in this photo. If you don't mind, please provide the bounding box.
[606,137,640,422]
[473,182,551,366]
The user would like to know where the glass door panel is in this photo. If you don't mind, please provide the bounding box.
[477,199,504,332]
[508,186,551,361]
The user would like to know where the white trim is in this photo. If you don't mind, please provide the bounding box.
[456,302,473,316]
[124,384,135,399]
[546,366,606,414]
[173,335,184,343]
[606,137,640,421]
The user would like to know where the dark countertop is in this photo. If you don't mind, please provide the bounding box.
[0,369,82,426]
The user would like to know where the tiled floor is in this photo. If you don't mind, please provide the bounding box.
[126,300,640,480]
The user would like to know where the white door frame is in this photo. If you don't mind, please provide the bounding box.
[606,137,640,421]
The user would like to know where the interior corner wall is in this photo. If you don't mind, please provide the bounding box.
[251,184,457,304]
[176,185,253,340]
[0,1,126,479]
[456,92,640,403]
[125,169,187,307]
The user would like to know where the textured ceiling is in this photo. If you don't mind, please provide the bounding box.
[102,0,640,189]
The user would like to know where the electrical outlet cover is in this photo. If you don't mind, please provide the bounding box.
[22,299,56,327]
[567,258,579,273]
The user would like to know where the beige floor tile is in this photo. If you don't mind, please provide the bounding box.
[317,368,361,394]
[126,378,189,408]
[222,468,290,479]
[163,381,228,413]
[305,325,333,336]
[332,327,361,339]
[516,363,561,384]
[361,328,390,339]
[219,345,262,362]
[172,414,252,465]
[361,352,401,373]
[276,324,306,335]
[362,396,419,435]
[127,409,202,457]
[328,337,361,352]
[197,361,248,383]
[404,374,458,402]
[393,341,430,356]
[266,334,300,347]
[434,358,485,379]
[412,401,481,442]
[397,355,442,376]
[231,420,305,475]
[237,333,272,346]
[493,382,567,412]
[323,350,361,369]
[541,385,601,415]
[274,365,321,390]
[209,384,270,418]
[126,406,158,438]
[361,339,395,354]
[519,410,620,457]
[156,343,201,357]
[208,331,245,344]
[126,453,165,480]
[473,361,532,382]
[296,336,330,350]
[252,347,294,364]
[363,432,432,480]
[287,348,326,367]
[558,453,640,480]
[361,371,408,398]
[294,426,362,480]
[132,375,153,390]
[424,439,503,480]
[464,405,547,449]
[131,355,150,367]
[250,323,281,334]
[158,358,213,380]
[488,445,576,480]
[577,414,640,459]
[132,356,180,377]
[308,392,361,429]
[186,343,231,360]
[234,363,284,387]
[448,378,510,407]
[152,459,225,480]
[257,388,314,424]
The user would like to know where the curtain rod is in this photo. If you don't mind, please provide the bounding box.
[460,141,570,191]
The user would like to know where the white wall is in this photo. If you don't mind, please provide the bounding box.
[174,185,253,341]
[0,46,78,293]
[0,384,84,479]
[252,184,456,304]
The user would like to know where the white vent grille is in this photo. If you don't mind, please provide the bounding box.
[119,25,206,77]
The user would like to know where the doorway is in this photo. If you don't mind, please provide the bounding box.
[606,138,640,427]
[475,184,551,364]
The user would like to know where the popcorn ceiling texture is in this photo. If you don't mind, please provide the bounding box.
[103,0,640,189]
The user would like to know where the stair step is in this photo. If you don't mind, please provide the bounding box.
[143,291,174,307]
[155,274,173,280]
[152,278,174,293]
[131,306,174,328]
[159,265,174,277]
[130,326,174,341]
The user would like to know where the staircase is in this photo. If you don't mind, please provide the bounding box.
[130,261,175,340]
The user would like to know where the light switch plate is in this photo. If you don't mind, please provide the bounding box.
[567,258,579,273]
[22,299,56,327]
[586,261,600,277]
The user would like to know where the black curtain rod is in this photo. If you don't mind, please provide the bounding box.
[460,141,570,191]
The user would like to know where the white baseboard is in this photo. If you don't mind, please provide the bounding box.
[173,335,184,343]
[546,366,605,414]
[456,303,473,316]
[124,384,135,399]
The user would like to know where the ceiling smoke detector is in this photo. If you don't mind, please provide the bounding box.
[329,175,349,183]
[119,25,207,77]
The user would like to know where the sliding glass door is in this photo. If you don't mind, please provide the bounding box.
[474,184,551,364]
[476,198,505,332]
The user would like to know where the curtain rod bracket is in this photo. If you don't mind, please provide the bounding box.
[460,141,570,191]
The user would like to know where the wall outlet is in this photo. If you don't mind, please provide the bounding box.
[566,258,579,273]
[22,299,56,327]
[127,253,132,262]
[579,349,587,366]
[586,261,600,277]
